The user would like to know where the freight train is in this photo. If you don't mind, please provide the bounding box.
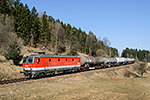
[20,55,135,78]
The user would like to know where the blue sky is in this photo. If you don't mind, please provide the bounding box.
[21,0,150,55]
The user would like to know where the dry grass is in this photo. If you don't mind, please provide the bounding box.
[0,55,24,81]
[0,64,150,100]
[77,52,88,56]
[21,46,54,55]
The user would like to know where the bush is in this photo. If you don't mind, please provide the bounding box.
[57,44,66,53]
[3,39,23,65]
[124,70,132,78]
[133,57,150,78]
[96,49,108,57]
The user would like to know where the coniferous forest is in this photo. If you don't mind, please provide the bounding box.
[0,0,149,61]
[122,48,150,62]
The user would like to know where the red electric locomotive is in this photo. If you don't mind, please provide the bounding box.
[21,55,81,78]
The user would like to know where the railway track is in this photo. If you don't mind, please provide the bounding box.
[0,64,134,86]
[0,78,29,85]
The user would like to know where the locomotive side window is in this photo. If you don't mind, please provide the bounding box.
[58,59,60,61]
[37,58,40,63]
[49,59,51,61]
[66,59,67,61]
[72,59,74,61]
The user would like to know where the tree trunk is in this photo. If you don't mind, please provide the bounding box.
[69,44,71,55]
[141,73,143,78]
[30,31,34,46]
[55,33,58,53]
[89,46,91,56]
[69,31,72,55]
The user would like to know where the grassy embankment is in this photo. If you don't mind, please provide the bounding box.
[0,63,150,100]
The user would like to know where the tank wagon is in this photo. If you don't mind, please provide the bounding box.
[116,57,125,65]
[80,56,97,69]
[107,58,117,67]
[21,54,135,78]
[115,57,135,65]
[95,57,105,68]
[131,58,135,63]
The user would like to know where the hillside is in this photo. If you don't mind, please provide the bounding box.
[20,46,88,58]
[0,45,88,81]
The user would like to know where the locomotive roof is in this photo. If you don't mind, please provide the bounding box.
[25,54,79,58]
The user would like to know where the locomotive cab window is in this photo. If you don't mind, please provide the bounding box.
[66,59,67,61]
[28,57,33,63]
[78,59,80,62]
[49,59,51,61]
[72,59,74,61]
[37,58,40,63]
[58,59,60,61]
[23,56,28,63]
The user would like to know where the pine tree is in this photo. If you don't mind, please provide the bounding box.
[13,2,32,45]
[65,24,71,40]
[3,38,23,65]
[18,4,32,45]
[69,27,79,55]
[0,0,12,15]
[48,15,54,22]
[78,31,87,53]
[40,11,49,44]
[30,6,41,46]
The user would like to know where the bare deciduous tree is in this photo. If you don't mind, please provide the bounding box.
[0,14,23,64]
[102,37,111,55]
[89,32,94,56]
[38,11,44,18]
[66,27,79,55]
[54,22,65,53]
[102,37,111,47]
[0,14,14,53]
[86,31,96,56]
[148,53,150,62]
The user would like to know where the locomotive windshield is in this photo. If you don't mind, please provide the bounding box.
[28,57,33,63]
[23,56,34,64]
